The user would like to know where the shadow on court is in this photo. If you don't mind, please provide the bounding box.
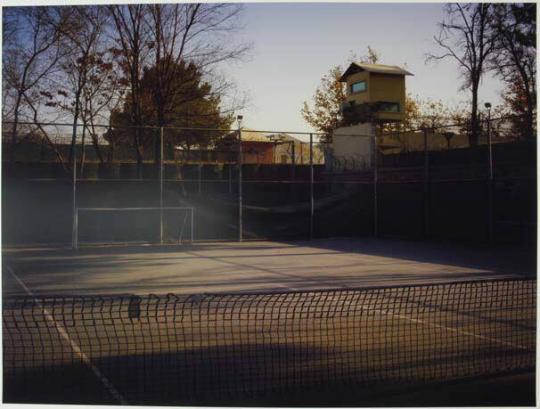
[4,347,535,406]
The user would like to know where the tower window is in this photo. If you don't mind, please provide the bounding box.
[350,81,367,94]
[378,102,400,112]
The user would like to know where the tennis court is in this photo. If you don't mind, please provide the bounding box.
[2,237,535,296]
[2,238,537,405]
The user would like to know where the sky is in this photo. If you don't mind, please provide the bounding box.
[222,3,505,133]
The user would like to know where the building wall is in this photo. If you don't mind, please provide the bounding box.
[369,74,405,105]
[380,131,473,154]
[332,124,374,170]
[273,141,325,165]
[370,73,406,122]
[242,141,274,164]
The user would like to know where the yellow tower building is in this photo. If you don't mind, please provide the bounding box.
[339,63,413,123]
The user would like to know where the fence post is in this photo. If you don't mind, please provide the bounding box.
[198,163,202,195]
[160,127,164,245]
[291,141,296,180]
[72,133,78,250]
[228,164,232,194]
[423,127,430,238]
[238,124,243,242]
[372,124,378,237]
[309,133,314,240]
[191,207,194,243]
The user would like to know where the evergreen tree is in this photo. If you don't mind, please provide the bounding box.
[106,59,232,162]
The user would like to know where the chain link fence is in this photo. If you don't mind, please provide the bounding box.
[375,116,536,242]
[2,115,536,246]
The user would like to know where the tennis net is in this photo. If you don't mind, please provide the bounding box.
[3,277,536,405]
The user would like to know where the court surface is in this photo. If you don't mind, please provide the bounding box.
[2,237,535,297]
[2,237,536,405]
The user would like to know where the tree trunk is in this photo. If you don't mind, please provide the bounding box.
[23,92,69,174]
[130,72,144,179]
[524,86,535,140]
[109,141,115,163]
[133,127,143,179]
[40,137,46,161]
[89,127,104,164]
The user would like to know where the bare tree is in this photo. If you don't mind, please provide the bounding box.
[107,4,248,169]
[79,57,123,167]
[21,91,69,171]
[2,7,64,162]
[427,3,496,146]
[146,3,248,164]
[489,3,536,139]
[44,6,112,169]
[108,5,152,175]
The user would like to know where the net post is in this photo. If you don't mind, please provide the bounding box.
[309,133,314,240]
[160,127,164,245]
[72,133,77,250]
[238,122,243,242]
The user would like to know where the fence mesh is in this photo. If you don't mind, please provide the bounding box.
[2,118,536,245]
[3,278,536,405]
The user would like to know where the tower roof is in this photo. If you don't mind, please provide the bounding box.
[339,63,413,82]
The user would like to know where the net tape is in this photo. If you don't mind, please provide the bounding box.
[3,278,536,404]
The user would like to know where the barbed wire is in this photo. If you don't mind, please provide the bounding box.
[381,112,535,137]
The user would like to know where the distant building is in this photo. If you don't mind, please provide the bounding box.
[217,129,325,165]
[239,129,276,164]
[267,133,325,165]
[217,128,275,164]
[339,63,413,124]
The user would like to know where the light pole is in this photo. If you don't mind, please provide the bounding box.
[237,115,243,242]
[485,103,493,180]
[485,102,493,244]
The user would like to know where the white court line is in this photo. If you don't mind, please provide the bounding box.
[274,282,530,351]
[5,265,128,405]
[366,304,530,351]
